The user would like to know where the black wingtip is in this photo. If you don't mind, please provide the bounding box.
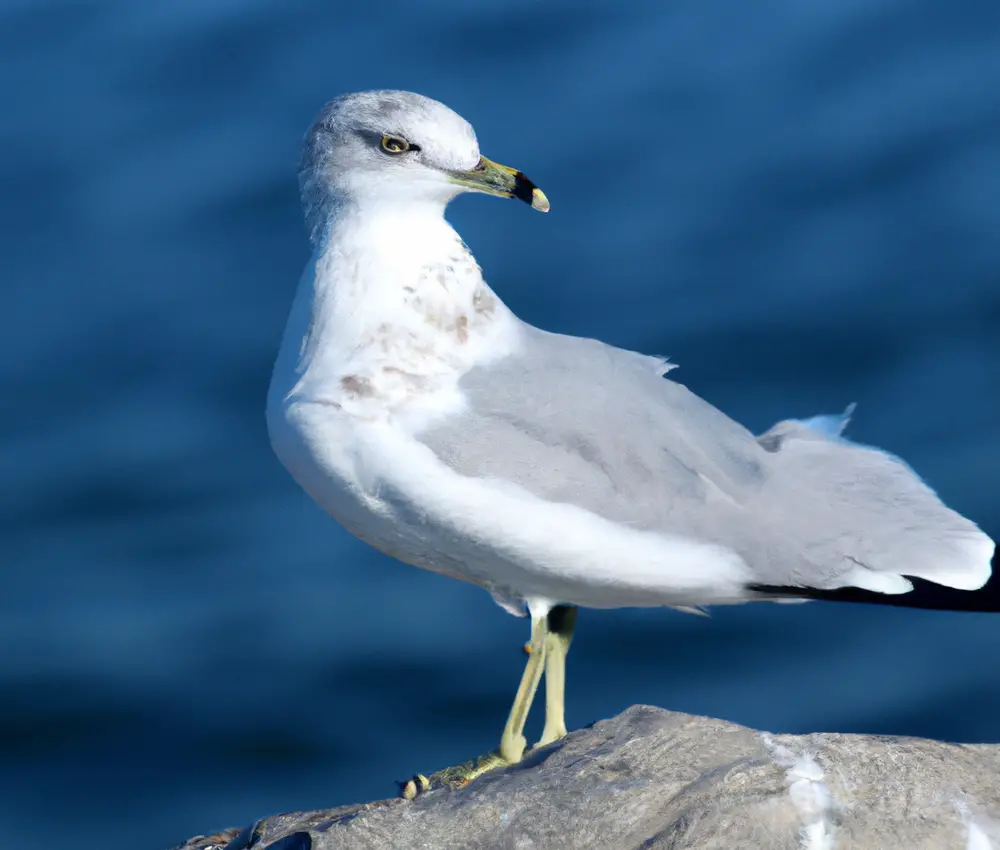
[749,543,1000,613]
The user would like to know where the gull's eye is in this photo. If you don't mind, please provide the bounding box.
[380,134,412,154]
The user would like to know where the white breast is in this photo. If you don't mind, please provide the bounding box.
[266,204,522,568]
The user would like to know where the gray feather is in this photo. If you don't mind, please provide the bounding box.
[417,325,991,593]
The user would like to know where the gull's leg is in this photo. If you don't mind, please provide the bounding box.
[498,610,549,763]
[537,604,577,747]
[401,611,549,799]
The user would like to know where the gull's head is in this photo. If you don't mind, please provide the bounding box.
[300,90,548,238]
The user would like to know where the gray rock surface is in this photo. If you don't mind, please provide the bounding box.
[175,706,1000,850]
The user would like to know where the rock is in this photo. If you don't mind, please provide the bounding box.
[173,706,1000,850]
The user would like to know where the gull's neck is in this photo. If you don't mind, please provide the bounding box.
[270,199,520,416]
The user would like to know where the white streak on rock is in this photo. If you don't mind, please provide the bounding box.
[762,734,836,850]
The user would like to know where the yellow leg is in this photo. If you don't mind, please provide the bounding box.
[498,611,549,763]
[401,610,549,798]
[537,605,577,747]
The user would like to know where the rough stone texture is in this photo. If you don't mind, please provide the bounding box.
[174,706,1000,850]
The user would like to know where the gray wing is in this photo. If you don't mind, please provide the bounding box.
[417,324,993,593]
[423,325,767,532]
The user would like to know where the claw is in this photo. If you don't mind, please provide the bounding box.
[400,773,431,801]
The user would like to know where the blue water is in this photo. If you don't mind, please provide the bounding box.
[2,1,999,847]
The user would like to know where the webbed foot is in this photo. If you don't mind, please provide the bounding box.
[400,750,510,799]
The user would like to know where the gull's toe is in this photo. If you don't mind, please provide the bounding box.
[399,751,510,799]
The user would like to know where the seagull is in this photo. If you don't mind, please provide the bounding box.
[266,90,995,795]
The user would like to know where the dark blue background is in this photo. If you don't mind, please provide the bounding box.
[2,1,998,848]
